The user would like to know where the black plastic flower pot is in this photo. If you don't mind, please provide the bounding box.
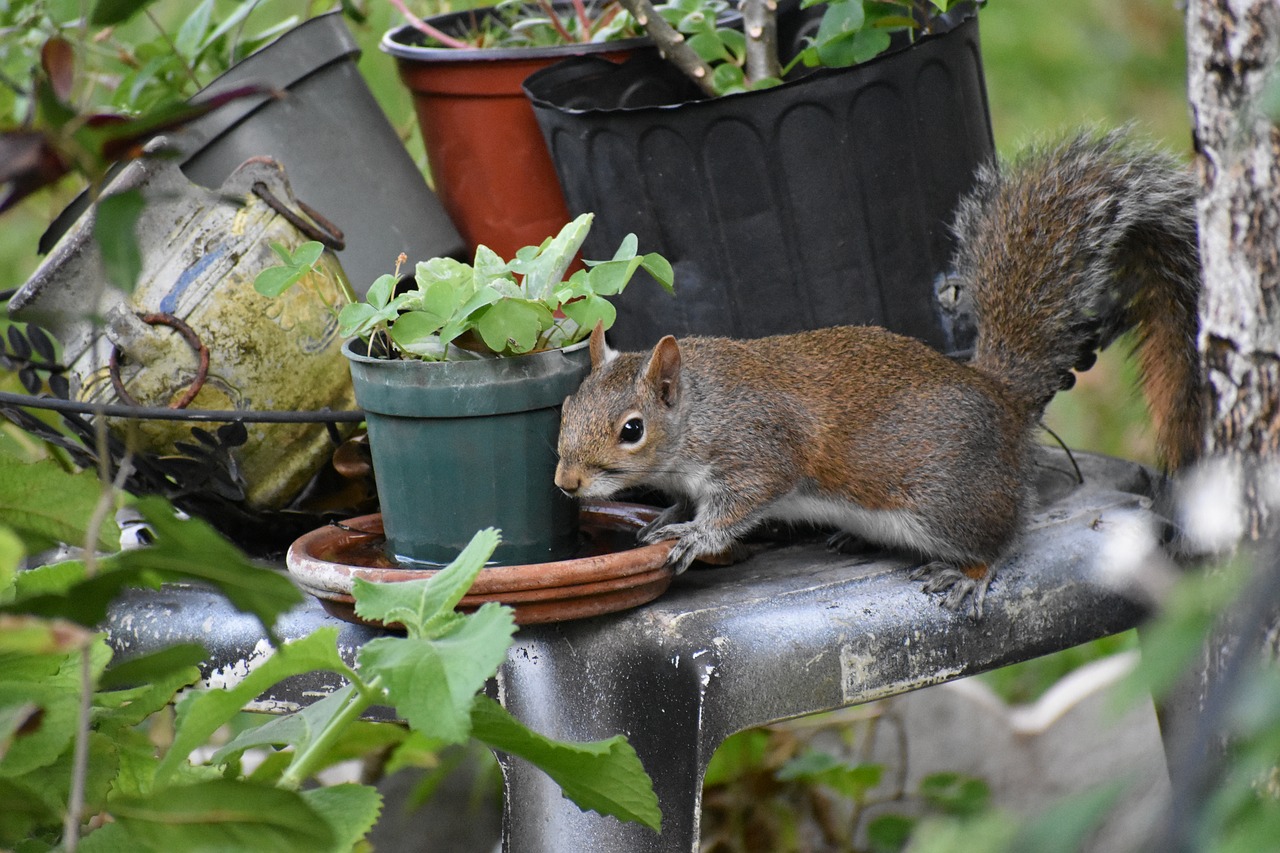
[523,12,993,354]
[344,340,591,567]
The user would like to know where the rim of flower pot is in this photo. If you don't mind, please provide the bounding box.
[380,17,650,64]
[523,6,980,115]
[342,337,590,418]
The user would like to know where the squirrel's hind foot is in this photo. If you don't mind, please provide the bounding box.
[909,561,993,620]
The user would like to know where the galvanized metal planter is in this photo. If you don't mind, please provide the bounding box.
[344,339,591,567]
[11,154,356,512]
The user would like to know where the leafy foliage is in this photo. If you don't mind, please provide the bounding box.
[651,0,962,95]
[700,707,990,851]
[261,212,674,360]
[400,0,643,50]
[0,441,659,848]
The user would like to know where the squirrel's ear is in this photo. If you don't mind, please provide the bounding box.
[588,321,617,368]
[643,336,682,407]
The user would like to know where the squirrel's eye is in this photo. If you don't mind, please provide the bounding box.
[619,417,644,445]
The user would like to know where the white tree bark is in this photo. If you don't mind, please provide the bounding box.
[1187,0,1280,537]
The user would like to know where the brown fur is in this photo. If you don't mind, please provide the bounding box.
[555,130,1202,616]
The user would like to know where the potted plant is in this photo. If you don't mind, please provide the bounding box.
[272,212,673,567]
[523,0,994,353]
[380,0,650,261]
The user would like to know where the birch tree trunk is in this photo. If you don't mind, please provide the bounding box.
[1188,0,1280,536]
[1161,5,1280,849]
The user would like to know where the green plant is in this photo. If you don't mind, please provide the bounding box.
[700,704,990,852]
[391,0,642,48]
[259,212,674,359]
[630,0,969,97]
[0,448,659,849]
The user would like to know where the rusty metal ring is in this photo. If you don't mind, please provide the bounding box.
[251,181,346,250]
[108,312,211,410]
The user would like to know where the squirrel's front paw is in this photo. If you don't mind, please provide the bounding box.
[638,505,689,544]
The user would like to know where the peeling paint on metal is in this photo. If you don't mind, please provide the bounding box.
[202,637,276,690]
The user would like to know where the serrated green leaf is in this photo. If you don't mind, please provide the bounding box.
[359,603,516,744]
[0,452,118,553]
[209,685,358,767]
[3,562,167,627]
[352,529,499,637]
[110,779,333,852]
[0,637,111,778]
[301,783,383,853]
[95,662,202,732]
[100,642,207,690]
[471,696,661,830]
[155,628,347,786]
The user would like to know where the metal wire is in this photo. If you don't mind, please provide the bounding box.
[0,389,364,423]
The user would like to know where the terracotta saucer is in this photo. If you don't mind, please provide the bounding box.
[286,502,676,625]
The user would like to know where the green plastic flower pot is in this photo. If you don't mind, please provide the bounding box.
[344,339,591,566]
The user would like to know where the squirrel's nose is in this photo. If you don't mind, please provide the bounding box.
[554,463,581,494]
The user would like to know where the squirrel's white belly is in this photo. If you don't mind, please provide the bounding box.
[763,490,954,559]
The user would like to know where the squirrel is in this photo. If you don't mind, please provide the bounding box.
[554,129,1202,617]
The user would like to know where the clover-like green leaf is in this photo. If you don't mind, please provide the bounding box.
[365,273,398,310]
[475,299,554,354]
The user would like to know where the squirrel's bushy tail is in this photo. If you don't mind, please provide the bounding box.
[954,128,1202,469]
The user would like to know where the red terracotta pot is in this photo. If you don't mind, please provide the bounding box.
[381,17,647,260]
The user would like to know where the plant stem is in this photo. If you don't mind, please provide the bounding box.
[144,8,203,92]
[571,0,593,39]
[616,0,720,96]
[62,644,93,853]
[534,0,578,44]
[278,676,384,791]
[741,0,781,83]
[387,0,476,49]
